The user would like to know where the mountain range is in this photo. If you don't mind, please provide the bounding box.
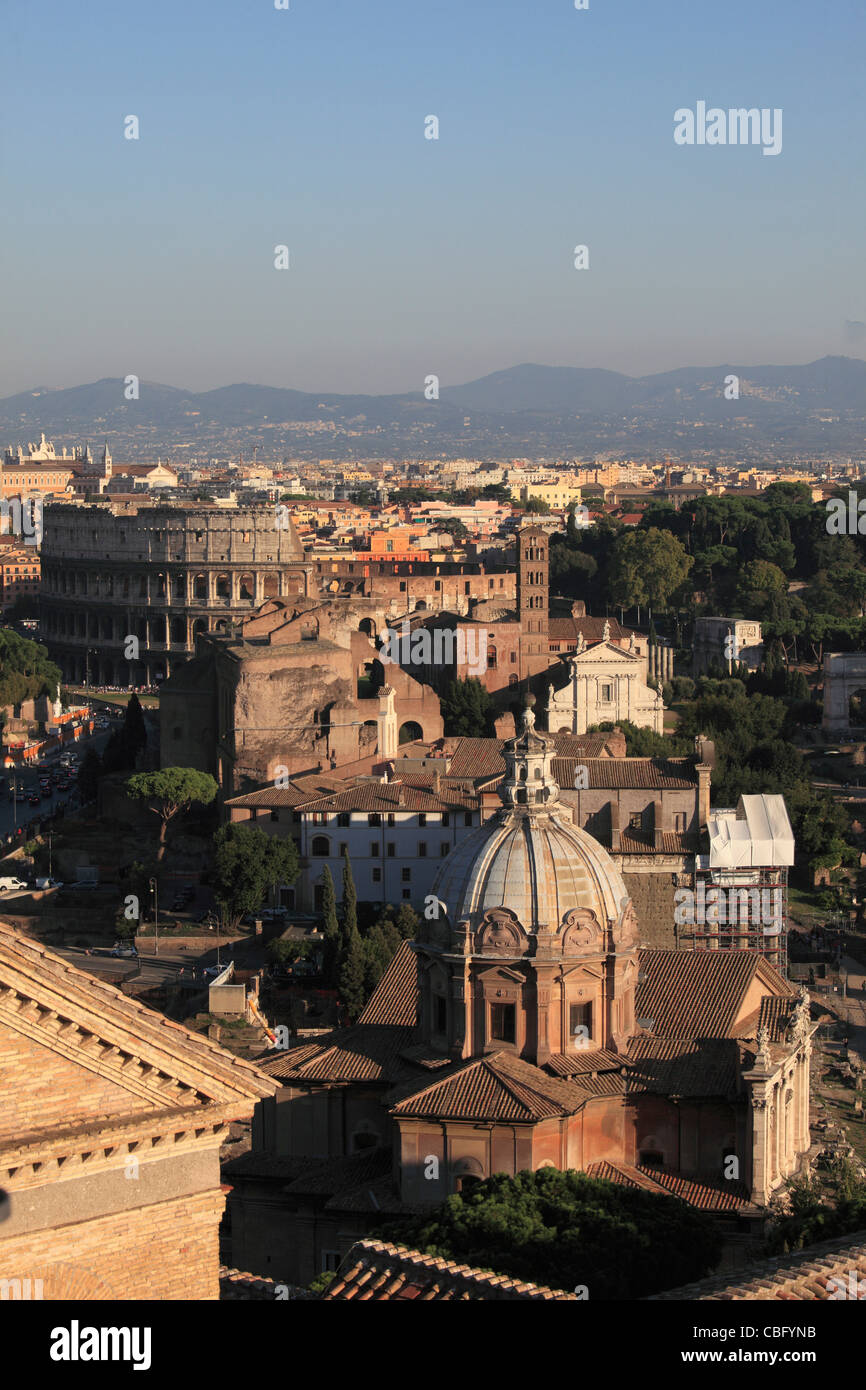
[1,357,863,460]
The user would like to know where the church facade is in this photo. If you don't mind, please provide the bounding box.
[546,624,665,735]
[225,700,813,1286]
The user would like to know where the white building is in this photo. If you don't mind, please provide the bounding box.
[546,626,664,736]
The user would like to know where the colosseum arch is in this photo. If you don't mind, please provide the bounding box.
[239,572,254,601]
[262,574,279,599]
[215,573,231,599]
[193,573,207,600]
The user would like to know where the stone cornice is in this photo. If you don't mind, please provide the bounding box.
[0,1100,242,1190]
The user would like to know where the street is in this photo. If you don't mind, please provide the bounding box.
[0,725,114,843]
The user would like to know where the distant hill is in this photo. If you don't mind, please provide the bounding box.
[2,357,864,459]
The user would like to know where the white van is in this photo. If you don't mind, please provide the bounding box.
[0,877,27,892]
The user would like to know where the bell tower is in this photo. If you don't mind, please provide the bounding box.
[517,525,549,675]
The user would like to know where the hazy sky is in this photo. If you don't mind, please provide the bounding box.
[2,0,863,396]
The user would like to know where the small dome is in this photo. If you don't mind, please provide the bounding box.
[432,811,628,933]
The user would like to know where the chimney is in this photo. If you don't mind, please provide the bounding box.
[432,768,441,796]
[610,801,621,851]
[653,798,664,850]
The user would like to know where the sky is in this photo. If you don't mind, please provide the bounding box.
[2,0,864,396]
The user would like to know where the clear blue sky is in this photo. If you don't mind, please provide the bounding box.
[2,0,863,395]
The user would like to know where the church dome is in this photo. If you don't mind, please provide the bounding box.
[431,696,630,934]
[433,811,628,933]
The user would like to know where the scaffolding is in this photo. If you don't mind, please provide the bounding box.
[684,795,795,976]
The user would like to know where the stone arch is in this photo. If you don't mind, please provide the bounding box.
[359,617,377,638]
[193,573,207,600]
[170,616,186,644]
[215,572,231,599]
[193,617,208,639]
[239,572,254,601]
[262,573,279,599]
[399,720,422,744]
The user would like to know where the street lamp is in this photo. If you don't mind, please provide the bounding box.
[149,876,159,956]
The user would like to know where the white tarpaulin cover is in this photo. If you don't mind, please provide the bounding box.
[707,794,795,868]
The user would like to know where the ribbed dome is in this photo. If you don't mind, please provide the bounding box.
[432,809,629,933]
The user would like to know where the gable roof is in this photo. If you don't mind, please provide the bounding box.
[390,1051,607,1122]
[649,1229,866,1300]
[586,1161,750,1213]
[256,941,421,1086]
[635,948,793,1040]
[323,1239,576,1301]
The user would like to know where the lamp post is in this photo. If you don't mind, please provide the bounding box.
[149,876,159,956]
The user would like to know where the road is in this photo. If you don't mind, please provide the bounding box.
[0,725,115,843]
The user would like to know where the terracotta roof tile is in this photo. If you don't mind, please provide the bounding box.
[625,1037,740,1097]
[650,1230,866,1300]
[636,949,793,1039]
[323,1240,576,1301]
[390,1052,595,1121]
[586,1161,749,1212]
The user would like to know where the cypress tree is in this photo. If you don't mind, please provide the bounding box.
[339,923,366,1022]
[320,866,340,987]
[341,847,358,943]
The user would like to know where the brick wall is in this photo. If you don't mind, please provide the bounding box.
[0,1190,224,1300]
[0,1026,148,1141]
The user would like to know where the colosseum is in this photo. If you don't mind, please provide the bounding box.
[39,502,312,685]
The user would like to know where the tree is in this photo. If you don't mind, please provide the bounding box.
[338,922,366,1022]
[123,693,148,764]
[320,865,340,986]
[76,747,102,802]
[211,822,300,930]
[341,849,358,946]
[765,1160,866,1255]
[606,529,693,612]
[440,677,494,737]
[0,629,61,707]
[524,496,551,514]
[394,902,420,939]
[125,768,218,861]
[376,1168,721,1300]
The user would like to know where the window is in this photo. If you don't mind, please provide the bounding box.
[601,683,613,702]
[442,812,450,827]
[490,1003,516,1043]
[371,842,380,856]
[418,813,427,827]
[508,674,518,687]
[629,812,642,829]
[434,994,447,1034]
[401,888,411,899]
[464,812,473,826]
[368,813,381,827]
[674,812,686,832]
[440,843,450,857]
[510,651,517,663]
[339,842,348,857]
[372,867,382,882]
[418,842,427,857]
[270,810,279,822]
[387,813,395,827]
[401,867,411,882]
[337,812,350,827]
[387,842,396,857]
[570,1002,592,1045]
[311,835,329,857]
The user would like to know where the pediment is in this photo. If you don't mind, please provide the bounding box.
[0,923,275,1121]
[476,964,526,985]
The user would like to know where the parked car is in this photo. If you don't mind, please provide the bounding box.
[28,794,40,806]
[34,877,63,890]
[202,964,226,979]
[0,877,27,892]
[110,945,139,959]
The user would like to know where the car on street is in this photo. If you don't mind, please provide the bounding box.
[110,944,139,958]
[202,964,226,979]
[28,794,40,806]
[35,877,63,890]
[0,877,27,892]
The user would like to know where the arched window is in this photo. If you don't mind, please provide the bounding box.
[194,574,207,600]
[311,835,330,857]
[487,645,497,669]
